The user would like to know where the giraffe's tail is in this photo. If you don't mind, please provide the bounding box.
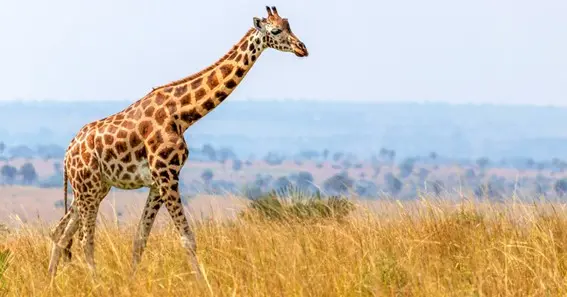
[63,166,68,214]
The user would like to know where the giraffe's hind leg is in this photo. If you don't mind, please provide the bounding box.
[132,187,162,272]
[76,186,109,276]
[62,219,82,263]
[48,205,80,276]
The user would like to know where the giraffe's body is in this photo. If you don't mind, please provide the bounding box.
[48,6,308,277]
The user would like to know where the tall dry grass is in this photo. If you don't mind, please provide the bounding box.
[2,196,567,296]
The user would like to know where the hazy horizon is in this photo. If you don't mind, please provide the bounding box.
[1,0,566,105]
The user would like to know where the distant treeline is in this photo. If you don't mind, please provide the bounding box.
[3,141,567,205]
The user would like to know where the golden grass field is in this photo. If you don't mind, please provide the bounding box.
[2,196,567,296]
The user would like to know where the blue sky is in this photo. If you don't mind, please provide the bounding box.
[0,0,566,105]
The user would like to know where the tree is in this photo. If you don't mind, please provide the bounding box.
[332,152,344,162]
[341,159,353,170]
[384,173,402,195]
[524,158,535,169]
[554,179,567,197]
[429,151,438,161]
[232,159,243,171]
[372,165,381,178]
[201,144,217,161]
[272,176,292,191]
[254,174,273,190]
[379,148,396,163]
[217,147,236,164]
[322,149,330,160]
[323,171,354,195]
[299,150,320,160]
[430,180,444,196]
[9,145,35,159]
[1,165,17,184]
[476,157,490,171]
[53,162,62,173]
[398,158,415,178]
[19,162,38,185]
[264,152,284,166]
[295,171,314,190]
[417,168,430,183]
[201,169,214,185]
[354,180,378,198]
[36,144,65,160]
[474,178,505,201]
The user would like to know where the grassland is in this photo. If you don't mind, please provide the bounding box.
[2,196,567,296]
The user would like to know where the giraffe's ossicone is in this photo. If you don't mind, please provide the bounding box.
[47,6,308,278]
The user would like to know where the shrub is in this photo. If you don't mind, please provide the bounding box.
[241,186,354,221]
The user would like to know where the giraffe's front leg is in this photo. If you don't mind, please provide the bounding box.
[148,136,201,277]
[157,174,201,278]
[131,187,162,271]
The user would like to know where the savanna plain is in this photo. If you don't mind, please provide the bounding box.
[2,194,567,297]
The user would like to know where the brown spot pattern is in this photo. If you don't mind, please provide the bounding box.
[225,80,237,89]
[174,85,187,97]
[87,134,95,149]
[215,91,228,102]
[236,67,246,77]
[117,130,128,139]
[155,93,167,105]
[129,132,141,147]
[144,106,155,117]
[135,147,146,161]
[220,64,234,78]
[202,99,216,110]
[121,153,132,163]
[180,94,192,105]
[180,109,202,124]
[165,100,177,115]
[115,141,128,154]
[104,135,114,145]
[191,77,203,89]
[123,121,135,129]
[127,165,137,173]
[207,72,219,89]
[138,121,153,138]
[195,89,206,101]
[155,108,167,125]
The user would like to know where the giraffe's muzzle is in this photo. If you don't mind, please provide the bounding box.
[292,41,308,57]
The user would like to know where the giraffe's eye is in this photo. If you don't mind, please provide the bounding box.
[271,29,282,35]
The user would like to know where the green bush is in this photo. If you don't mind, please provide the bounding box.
[242,186,355,221]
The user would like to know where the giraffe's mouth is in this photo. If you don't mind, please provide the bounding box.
[292,42,309,57]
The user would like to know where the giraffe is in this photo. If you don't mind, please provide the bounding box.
[47,6,308,277]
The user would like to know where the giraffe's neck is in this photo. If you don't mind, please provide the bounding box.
[150,28,267,133]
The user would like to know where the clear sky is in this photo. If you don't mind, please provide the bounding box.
[0,0,566,105]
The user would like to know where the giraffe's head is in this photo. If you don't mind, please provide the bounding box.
[253,6,309,57]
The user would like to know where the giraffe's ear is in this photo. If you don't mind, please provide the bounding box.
[253,17,265,31]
